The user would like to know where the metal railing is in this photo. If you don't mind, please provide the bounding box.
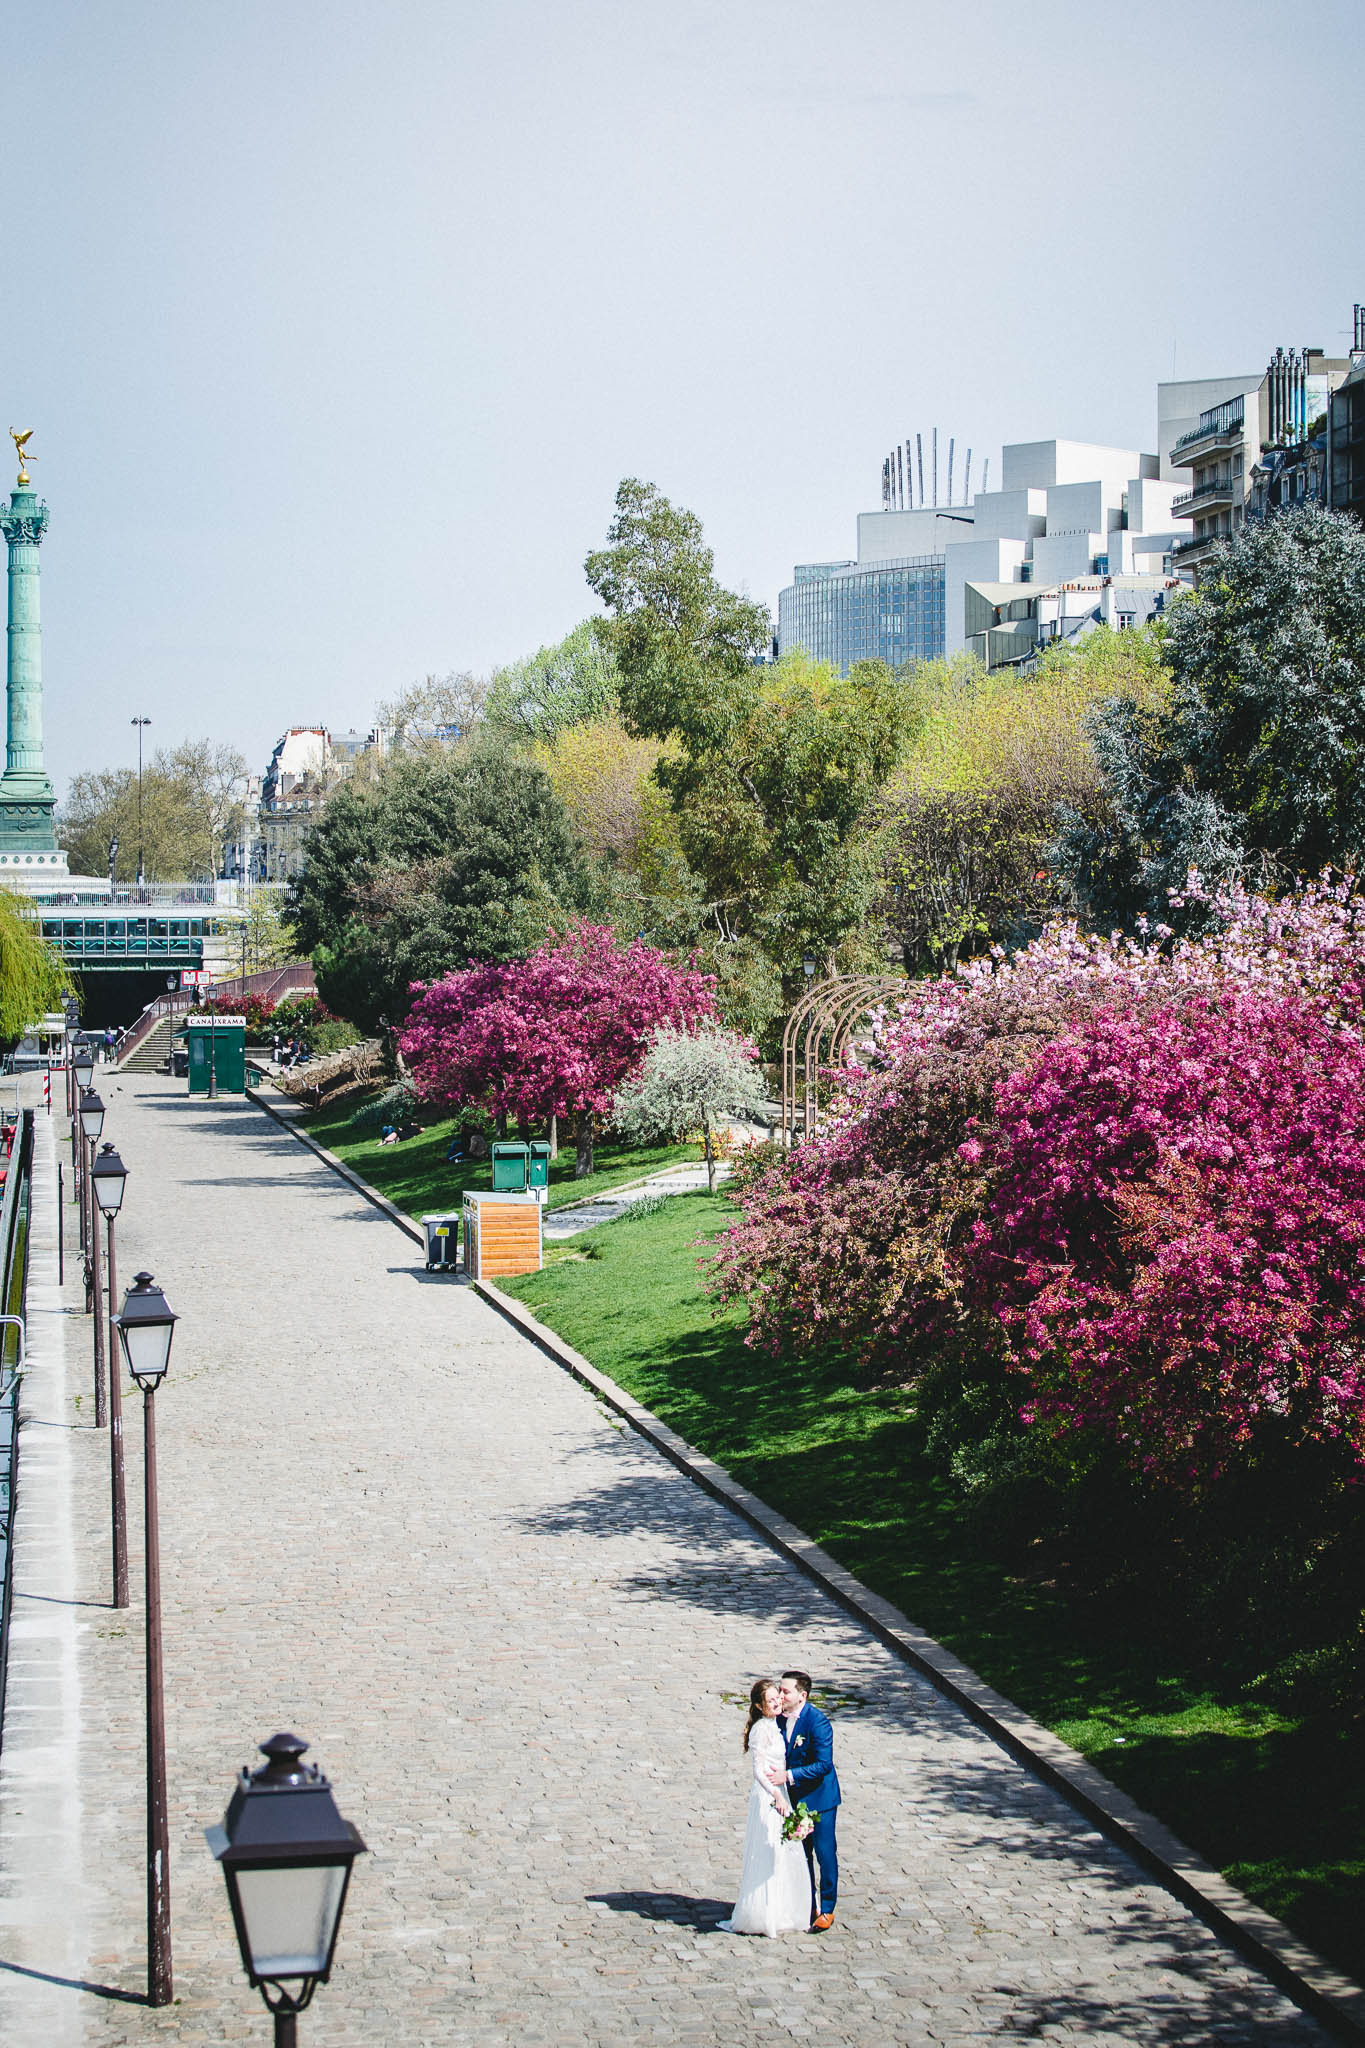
[206,963,316,1005]
[1173,529,1230,557]
[1171,478,1237,514]
[1172,397,1245,455]
[115,991,203,1066]
[0,1109,35,1753]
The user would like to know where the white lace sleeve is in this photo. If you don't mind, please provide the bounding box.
[749,1718,785,1789]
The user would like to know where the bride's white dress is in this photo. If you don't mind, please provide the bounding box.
[718,1718,813,1935]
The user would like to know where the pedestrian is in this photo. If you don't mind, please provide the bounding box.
[763,1670,841,1931]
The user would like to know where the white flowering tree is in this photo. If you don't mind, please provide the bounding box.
[612,1021,769,1192]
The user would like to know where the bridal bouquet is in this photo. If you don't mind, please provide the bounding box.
[780,1801,816,1843]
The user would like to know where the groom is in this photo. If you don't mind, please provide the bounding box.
[769,1669,840,1930]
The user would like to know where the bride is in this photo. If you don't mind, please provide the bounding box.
[717,1678,813,1935]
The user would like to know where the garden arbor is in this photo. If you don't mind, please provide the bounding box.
[780,974,905,1147]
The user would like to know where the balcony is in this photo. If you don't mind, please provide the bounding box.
[1172,529,1229,560]
[1171,476,1239,515]
[1171,397,1246,465]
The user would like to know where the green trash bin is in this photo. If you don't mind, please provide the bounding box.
[490,1140,529,1192]
[186,1014,246,1095]
[528,1140,551,1191]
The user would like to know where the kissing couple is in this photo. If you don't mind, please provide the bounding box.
[717,1670,840,1937]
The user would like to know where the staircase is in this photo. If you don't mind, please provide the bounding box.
[119,1017,174,1073]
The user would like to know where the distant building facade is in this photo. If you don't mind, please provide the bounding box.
[776,506,973,672]
[257,724,382,883]
[1165,346,1351,577]
[1328,312,1365,525]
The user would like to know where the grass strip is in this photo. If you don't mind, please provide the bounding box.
[502,1190,1365,1986]
[300,1095,695,1220]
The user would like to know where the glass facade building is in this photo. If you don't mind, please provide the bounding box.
[777,555,945,673]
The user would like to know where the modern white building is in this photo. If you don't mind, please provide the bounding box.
[944,438,1191,660]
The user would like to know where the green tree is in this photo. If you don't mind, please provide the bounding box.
[60,739,248,882]
[1057,507,1365,926]
[880,634,1167,968]
[375,670,489,752]
[586,482,915,997]
[484,621,620,742]
[0,889,72,1044]
[289,744,591,1032]
[584,477,771,753]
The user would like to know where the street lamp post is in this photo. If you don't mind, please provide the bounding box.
[72,1045,94,1249]
[78,1088,106,1415]
[91,1143,129,1607]
[108,832,120,894]
[131,715,151,895]
[206,1733,367,2048]
[115,1271,179,2008]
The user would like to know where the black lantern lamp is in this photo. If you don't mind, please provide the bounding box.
[73,1044,95,1090]
[802,954,816,981]
[91,1141,127,1216]
[207,1734,367,2045]
[115,1271,178,1389]
[79,1087,105,1145]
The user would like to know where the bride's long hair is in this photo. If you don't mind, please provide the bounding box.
[743,1677,781,1751]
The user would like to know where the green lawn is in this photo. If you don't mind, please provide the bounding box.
[298,1095,695,1219]
[502,1192,1365,1985]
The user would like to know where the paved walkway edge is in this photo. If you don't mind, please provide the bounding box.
[246,1084,425,1246]
[245,1084,1365,2042]
[473,1276,1365,2044]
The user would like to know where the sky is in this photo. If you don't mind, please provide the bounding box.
[7,0,1365,795]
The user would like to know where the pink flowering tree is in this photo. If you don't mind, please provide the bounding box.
[973,989,1365,1479]
[400,922,715,1175]
[708,873,1365,1486]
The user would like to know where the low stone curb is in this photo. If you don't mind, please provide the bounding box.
[243,1084,1365,2041]
[246,1082,426,1248]
[474,1277,1365,2044]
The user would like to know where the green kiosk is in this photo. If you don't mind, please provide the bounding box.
[185,1013,246,1095]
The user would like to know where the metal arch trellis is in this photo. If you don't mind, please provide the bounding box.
[780,975,907,1147]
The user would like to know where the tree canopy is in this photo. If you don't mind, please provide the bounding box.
[612,1020,767,1191]
[399,922,715,1173]
[60,739,248,883]
[289,745,590,1032]
[1057,507,1365,925]
[484,621,620,742]
[584,477,771,754]
[0,889,72,1044]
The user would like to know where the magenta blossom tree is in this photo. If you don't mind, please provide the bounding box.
[400,922,715,1175]
[973,989,1365,1480]
[708,874,1365,1486]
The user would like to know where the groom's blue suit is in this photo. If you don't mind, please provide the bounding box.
[782,1702,840,1917]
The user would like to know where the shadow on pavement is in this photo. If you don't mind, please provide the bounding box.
[0,1958,146,2004]
[586,1891,733,1929]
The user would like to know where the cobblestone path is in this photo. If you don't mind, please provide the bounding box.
[0,1079,1328,2045]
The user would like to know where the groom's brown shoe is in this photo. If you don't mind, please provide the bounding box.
[811,1911,836,1932]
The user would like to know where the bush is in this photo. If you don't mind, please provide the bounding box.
[709,874,1365,1486]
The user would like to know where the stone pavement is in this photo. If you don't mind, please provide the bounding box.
[0,1075,1330,2045]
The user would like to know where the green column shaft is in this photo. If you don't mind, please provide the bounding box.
[0,486,53,802]
[7,528,43,774]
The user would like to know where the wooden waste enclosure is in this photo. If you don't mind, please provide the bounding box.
[461,1190,543,1280]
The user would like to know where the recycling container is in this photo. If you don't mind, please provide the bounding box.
[490,1140,529,1192]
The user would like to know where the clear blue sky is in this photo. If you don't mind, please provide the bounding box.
[8,0,1364,794]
